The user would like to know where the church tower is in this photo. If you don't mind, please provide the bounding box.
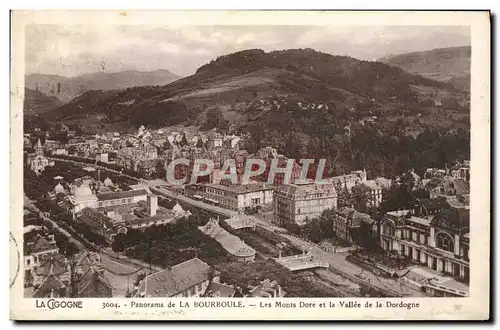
[34,138,44,156]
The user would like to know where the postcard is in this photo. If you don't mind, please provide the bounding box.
[10,10,490,320]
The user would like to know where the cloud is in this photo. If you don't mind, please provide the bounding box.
[25,24,470,77]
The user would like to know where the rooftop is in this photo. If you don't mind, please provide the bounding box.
[96,189,148,201]
[206,282,236,297]
[205,183,274,194]
[25,235,58,255]
[275,181,337,198]
[199,219,255,257]
[138,258,211,297]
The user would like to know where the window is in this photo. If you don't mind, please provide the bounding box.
[382,221,395,236]
[436,232,454,253]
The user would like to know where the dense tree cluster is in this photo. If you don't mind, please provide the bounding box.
[242,99,469,179]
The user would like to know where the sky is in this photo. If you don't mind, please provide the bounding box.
[25,25,471,78]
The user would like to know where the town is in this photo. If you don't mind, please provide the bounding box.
[23,116,470,299]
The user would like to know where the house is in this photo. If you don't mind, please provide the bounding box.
[205,282,238,297]
[360,180,383,208]
[24,234,59,285]
[332,208,373,245]
[425,176,469,199]
[246,279,284,297]
[73,251,113,297]
[135,258,213,298]
[32,254,71,298]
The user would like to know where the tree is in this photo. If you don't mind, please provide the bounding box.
[179,133,189,147]
[63,242,79,257]
[203,108,228,130]
[112,233,127,252]
[351,184,370,213]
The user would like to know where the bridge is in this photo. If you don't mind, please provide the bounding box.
[275,253,330,272]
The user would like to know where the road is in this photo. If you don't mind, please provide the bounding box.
[24,196,86,251]
[245,214,425,297]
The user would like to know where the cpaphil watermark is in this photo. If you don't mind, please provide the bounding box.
[165,158,327,186]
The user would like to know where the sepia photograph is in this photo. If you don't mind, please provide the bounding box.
[9,10,490,320]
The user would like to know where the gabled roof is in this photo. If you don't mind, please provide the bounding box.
[425,177,444,190]
[138,258,211,297]
[206,282,236,297]
[77,267,112,296]
[35,254,68,277]
[33,274,67,298]
[25,235,58,255]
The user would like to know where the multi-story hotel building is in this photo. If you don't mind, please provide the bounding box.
[273,181,338,227]
[116,143,158,177]
[379,204,469,289]
[203,183,274,211]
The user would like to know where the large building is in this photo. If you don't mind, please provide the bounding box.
[26,139,53,174]
[203,183,274,211]
[379,204,469,295]
[135,258,213,298]
[66,180,149,218]
[273,181,338,227]
[116,143,158,177]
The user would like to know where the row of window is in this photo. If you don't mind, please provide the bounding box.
[98,197,134,208]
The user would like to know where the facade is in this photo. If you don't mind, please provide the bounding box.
[332,208,373,245]
[329,169,367,191]
[24,234,60,286]
[361,180,383,208]
[135,258,213,298]
[204,183,274,211]
[380,208,469,288]
[26,139,52,174]
[116,143,158,177]
[274,181,338,226]
[96,189,149,209]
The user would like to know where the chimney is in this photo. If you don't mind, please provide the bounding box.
[147,194,158,216]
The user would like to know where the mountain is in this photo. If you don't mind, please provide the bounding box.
[47,48,468,132]
[25,69,182,103]
[23,88,64,115]
[379,46,471,91]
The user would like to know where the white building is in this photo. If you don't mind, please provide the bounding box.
[204,183,274,211]
[274,181,338,227]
